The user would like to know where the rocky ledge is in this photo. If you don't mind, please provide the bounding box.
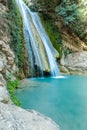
[0,70,60,130]
[0,102,59,130]
[60,51,87,75]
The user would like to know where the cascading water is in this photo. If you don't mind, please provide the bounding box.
[15,0,60,77]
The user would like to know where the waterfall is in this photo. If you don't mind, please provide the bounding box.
[15,0,60,77]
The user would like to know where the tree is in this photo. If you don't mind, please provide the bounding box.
[56,0,79,25]
[31,0,61,12]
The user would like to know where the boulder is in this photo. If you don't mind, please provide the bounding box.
[62,51,87,68]
[61,51,87,75]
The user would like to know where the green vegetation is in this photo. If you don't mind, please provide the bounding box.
[32,0,59,11]
[7,0,25,72]
[7,78,21,106]
[56,0,79,25]
[56,0,85,39]
[39,13,62,58]
[73,22,85,40]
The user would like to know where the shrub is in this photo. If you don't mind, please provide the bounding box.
[7,79,21,106]
[56,0,79,25]
[7,0,24,71]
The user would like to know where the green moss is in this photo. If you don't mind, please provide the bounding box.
[7,0,25,72]
[7,78,21,106]
[39,13,62,58]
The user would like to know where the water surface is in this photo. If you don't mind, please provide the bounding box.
[15,76,87,130]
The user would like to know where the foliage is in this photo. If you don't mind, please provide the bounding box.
[73,22,85,39]
[31,0,59,11]
[7,78,21,106]
[7,0,24,71]
[39,13,62,58]
[56,0,79,25]
[56,0,85,39]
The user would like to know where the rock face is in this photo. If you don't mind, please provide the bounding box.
[0,73,12,104]
[0,102,60,130]
[0,2,18,104]
[61,51,87,75]
[0,2,18,78]
[0,40,18,78]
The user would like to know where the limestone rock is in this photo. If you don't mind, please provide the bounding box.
[7,57,14,65]
[0,3,7,15]
[62,51,87,68]
[2,36,10,44]
[0,52,7,72]
[0,82,11,103]
[61,51,87,75]
[0,39,18,76]
[0,102,60,130]
[59,65,70,74]
[12,64,19,74]
[2,41,15,58]
[0,74,6,85]
[0,60,4,71]
[0,40,3,50]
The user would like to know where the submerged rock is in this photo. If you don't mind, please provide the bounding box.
[0,102,60,130]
